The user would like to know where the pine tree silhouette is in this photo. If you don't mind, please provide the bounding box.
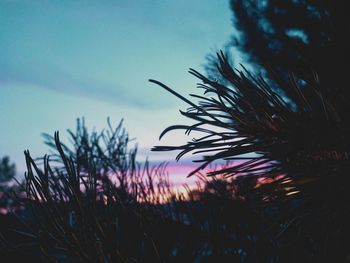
[0,156,16,210]
[207,0,348,121]
[150,1,350,260]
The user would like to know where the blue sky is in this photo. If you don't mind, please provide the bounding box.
[0,0,237,179]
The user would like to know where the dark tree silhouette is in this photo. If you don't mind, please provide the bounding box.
[151,51,350,194]
[207,0,348,121]
[150,1,348,197]
[228,0,344,75]
[150,1,350,258]
[0,156,16,185]
[0,156,16,210]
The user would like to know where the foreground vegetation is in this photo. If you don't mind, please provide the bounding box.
[1,56,349,261]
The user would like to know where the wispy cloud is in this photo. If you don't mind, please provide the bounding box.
[0,63,157,108]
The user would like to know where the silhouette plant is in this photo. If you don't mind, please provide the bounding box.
[11,118,285,263]
[150,50,350,261]
[20,119,183,262]
[0,156,18,212]
[229,0,342,74]
[207,0,348,125]
[0,156,16,185]
[152,51,349,180]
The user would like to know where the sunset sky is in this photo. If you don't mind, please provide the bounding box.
[0,1,240,182]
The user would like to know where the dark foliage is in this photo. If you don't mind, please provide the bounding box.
[151,51,350,182]
[1,119,313,263]
[15,119,181,262]
[0,156,19,211]
[0,119,251,262]
[207,0,348,121]
[228,0,345,76]
[151,43,350,263]
[0,156,16,185]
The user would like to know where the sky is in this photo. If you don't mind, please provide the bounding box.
[0,0,237,183]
